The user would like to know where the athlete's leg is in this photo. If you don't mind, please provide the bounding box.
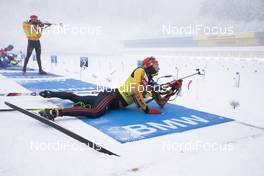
[58,92,118,118]
[39,90,100,107]
[23,40,34,72]
[35,40,43,72]
[41,91,97,105]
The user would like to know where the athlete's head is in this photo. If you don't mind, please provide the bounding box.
[142,56,159,77]
[29,15,38,24]
[5,44,14,51]
[30,15,38,21]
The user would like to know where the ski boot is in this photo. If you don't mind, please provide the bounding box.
[39,70,47,75]
[22,68,26,75]
[39,90,52,98]
[39,109,59,121]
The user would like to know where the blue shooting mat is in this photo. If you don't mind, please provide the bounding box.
[80,102,234,143]
[0,65,35,71]
[15,78,98,92]
[1,69,234,143]
[35,96,233,144]
[0,72,61,79]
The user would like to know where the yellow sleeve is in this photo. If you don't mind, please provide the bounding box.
[132,68,148,111]
[22,21,42,40]
[22,21,31,37]
[133,68,144,83]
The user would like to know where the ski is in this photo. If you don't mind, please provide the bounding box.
[0,107,45,112]
[4,101,119,157]
[0,92,38,97]
[0,90,99,97]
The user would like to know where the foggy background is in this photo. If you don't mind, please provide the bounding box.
[0,0,263,54]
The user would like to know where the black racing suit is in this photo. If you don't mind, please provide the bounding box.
[50,89,128,118]
[23,40,42,72]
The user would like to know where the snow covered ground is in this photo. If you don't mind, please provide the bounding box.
[1,48,264,176]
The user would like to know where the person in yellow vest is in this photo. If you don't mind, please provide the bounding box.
[38,57,182,120]
[22,15,51,74]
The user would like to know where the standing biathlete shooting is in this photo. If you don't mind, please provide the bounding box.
[22,15,52,74]
[38,56,183,120]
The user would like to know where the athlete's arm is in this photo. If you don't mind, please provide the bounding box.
[132,68,161,114]
[132,68,148,111]
[152,91,171,108]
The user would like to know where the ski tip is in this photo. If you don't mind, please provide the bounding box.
[4,101,14,108]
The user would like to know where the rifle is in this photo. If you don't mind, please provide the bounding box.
[146,69,203,104]
[29,20,63,28]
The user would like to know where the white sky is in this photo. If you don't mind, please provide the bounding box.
[0,0,206,53]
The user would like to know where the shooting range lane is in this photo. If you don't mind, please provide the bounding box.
[0,66,235,145]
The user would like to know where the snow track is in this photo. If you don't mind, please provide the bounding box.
[1,53,264,176]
